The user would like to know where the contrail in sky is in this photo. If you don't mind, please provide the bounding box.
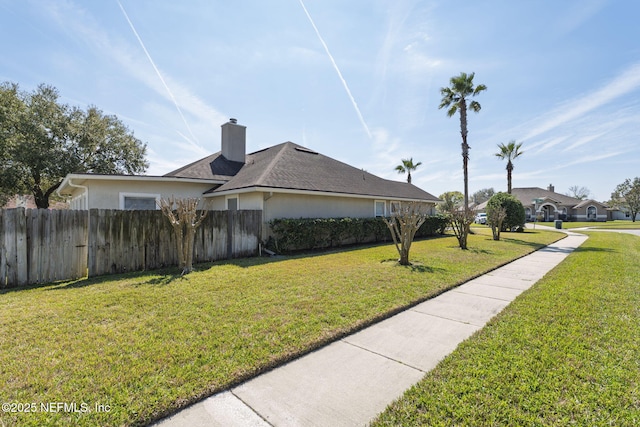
[116,0,201,147]
[299,0,372,139]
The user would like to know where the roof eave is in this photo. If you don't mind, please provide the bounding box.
[57,173,227,195]
[203,186,440,202]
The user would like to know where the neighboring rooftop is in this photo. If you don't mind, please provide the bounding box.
[510,187,582,206]
[476,186,608,211]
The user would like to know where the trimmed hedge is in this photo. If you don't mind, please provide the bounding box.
[268,215,448,253]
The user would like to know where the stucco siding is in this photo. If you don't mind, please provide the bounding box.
[610,210,640,221]
[67,179,213,210]
[239,192,264,210]
[264,193,375,222]
[206,197,227,210]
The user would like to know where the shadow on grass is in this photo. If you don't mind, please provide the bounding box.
[380,259,446,274]
[500,236,550,249]
[45,267,186,292]
[573,246,617,254]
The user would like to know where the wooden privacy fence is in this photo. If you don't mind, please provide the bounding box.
[0,208,88,288]
[88,209,262,277]
[0,208,262,288]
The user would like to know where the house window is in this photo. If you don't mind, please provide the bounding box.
[227,197,238,211]
[119,193,160,210]
[587,206,597,220]
[390,201,401,214]
[374,200,386,217]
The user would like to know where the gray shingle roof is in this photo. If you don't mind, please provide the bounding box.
[168,141,439,201]
[164,152,243,180]
[476,189,609,211]
[573,199,608,209]
[511,187,582,206]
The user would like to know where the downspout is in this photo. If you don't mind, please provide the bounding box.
[65,179,89,210]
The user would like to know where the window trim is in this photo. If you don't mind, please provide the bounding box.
[119,192,161,210]
[226,195,239,211]
[374,200,386,217]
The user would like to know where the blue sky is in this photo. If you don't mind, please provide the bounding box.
[1,0,639,202]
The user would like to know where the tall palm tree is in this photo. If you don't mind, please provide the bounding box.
[395,158,422,184]
[495,140,524,194]
[439,72,487,213]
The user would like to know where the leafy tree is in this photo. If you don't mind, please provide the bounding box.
[495,140,524,193]
[472,188,495,205]
[611,177,640,222]
[0,83,22,206]
[439,72,486,249]
[437,191,464,214]
[395,158,422,184]
[486,192,526,232]
[566,185,591,200]
[0,82,148,208]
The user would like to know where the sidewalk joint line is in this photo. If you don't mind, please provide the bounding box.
[450,289,513,302]
[340,339,426,373]
[447,289,513,302]
[407,309,484,328]
[472,282,531,291]
[230,390,276,427]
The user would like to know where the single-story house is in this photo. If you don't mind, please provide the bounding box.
[607,200,640,221]
[476,185,609,222]
[58,119,441,237]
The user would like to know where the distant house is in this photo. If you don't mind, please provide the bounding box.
[58,119,441,237]
[2,194,68,210]
[476,185,608,222]
[608,203,640,221]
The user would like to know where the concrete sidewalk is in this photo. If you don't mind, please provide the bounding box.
[154,230,588,427]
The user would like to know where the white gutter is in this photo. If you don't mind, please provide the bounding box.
[64,178,89,210]
[57,173,227,195]
[203,186,441,203]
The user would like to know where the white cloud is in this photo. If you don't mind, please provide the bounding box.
[41,0,226,152]
[522,62,640,141]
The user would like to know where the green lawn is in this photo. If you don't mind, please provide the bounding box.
[373,231,640,427]
[535,220,640,229]
[0,229,560,427]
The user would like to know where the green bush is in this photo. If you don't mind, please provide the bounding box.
[416,214,449,237]
[268,215,448,253]
[486,192,526,231]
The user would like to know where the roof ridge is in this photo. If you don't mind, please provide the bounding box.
[253,142,292,186]
[164,152,219,176]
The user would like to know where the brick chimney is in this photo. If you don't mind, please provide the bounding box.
[221,118,246,163]
[547,184,555,193]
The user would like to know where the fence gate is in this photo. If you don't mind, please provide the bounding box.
[0,208,88,288]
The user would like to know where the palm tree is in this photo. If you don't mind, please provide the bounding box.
[439,72,486,249]
[495,140,524,194]
[395,158,422,184]
[439,72,487,213]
